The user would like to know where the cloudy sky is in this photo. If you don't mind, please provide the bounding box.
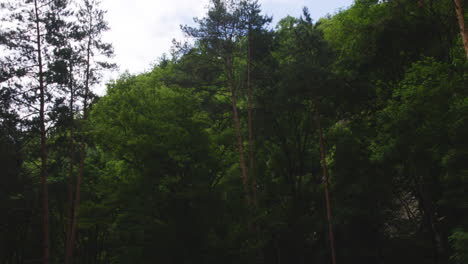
[98,0,354,93]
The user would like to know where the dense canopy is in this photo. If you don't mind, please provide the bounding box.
[1,0,468,263]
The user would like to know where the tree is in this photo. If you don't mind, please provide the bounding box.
[454,0,468,58]
[1,1,73,262]
[238,0,271,209]
[2,0,468,263]
[271,10,340,262]
[183,0,253,205]
[65,0,115,262]
[32,2,49,261]
[88,71,225,263]
[372,58,468,263]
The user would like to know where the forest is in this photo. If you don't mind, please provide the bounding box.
[1,0,468,263]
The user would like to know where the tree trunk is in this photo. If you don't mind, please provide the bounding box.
[315,108,337,264]
[65,64,75,264]
[67,17,93,263]
[226,56,251,206]
[454,0,468,58]
[34,1,50,263]
[247,30,257,208]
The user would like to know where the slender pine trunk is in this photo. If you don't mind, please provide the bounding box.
[67,16,92,262]
[34,1,50,263]
[247,29,257,208]
[315,108,337,264]
[226,56,251,206]
[65,63,75,264]
[454,0,468,58]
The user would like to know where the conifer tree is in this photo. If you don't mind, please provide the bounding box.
[240,0,271,208]
[1,1,72,262]
[183,0,252,205]
[64,1,114,262]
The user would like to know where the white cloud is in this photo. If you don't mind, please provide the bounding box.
[97,0,207,94]
[96,0,353,95]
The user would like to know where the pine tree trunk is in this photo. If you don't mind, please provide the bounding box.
[454,0,468,58]
[226,56,251,206]
[67,139,86,263]
[247,30,264,264]
[315,108,337,264]
[65,64,75,264]
[247,31,257,208]
[34,1,50,263]
[67,19,92,263]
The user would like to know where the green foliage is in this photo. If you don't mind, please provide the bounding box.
[86,70,244,263]
[450,230,468,263]
[2,0,468,263]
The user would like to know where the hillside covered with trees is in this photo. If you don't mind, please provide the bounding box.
[1,0,468,263]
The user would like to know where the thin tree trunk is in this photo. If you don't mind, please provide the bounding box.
[67,15,92,263]
[315,108,337,264]
[226,56,251,206]
[246,29,264,264]
[454,0,468,58]
[247,30,257,208]
[65,64,75,264]
[34,1,50,263]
